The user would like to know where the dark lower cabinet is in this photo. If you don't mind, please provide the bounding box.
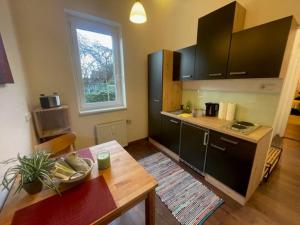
[148,99,162,142]
[206,131,256,196]
[161,115,181,154]
[180,122,209,173]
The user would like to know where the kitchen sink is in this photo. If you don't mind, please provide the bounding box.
[168,110,192,117]
[169,110,185,115]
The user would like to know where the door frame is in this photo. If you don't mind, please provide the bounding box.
[273,28,300,136]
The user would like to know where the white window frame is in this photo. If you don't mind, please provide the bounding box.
[67,10,126,115]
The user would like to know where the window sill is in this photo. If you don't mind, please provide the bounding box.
[79,106,127,116]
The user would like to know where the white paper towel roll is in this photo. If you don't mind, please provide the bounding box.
[226,103,236,121]
[218,102,228,120]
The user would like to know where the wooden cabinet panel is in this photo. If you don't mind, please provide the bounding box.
[174,45,196,80]
[206,131,256,196]
[161,115,181,154]
[148,51,163,141]
[194,2,243,80]
[180,122,209,173]
[227,16,295,79]
[33,106,71,140]
[162,51,182,112]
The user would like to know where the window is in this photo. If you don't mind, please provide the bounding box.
[68,12,126,114]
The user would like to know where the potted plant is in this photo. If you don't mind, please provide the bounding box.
[1,151,59,195]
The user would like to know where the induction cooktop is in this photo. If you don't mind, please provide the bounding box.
[226,121,261,135]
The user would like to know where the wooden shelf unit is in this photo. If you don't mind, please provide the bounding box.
[32,105,71,142]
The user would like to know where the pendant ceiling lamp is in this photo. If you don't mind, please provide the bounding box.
[129,0,147,24]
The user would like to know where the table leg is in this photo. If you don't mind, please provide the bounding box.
[145,189,155,225]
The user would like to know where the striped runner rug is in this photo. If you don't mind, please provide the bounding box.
[139,152,223,225]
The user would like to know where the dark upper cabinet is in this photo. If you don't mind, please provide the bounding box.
[180,122,209,174]
[148,51,163,141]
[194,2,245,80]
[174,2,296,81]
[206,131,256,196]
[161,115,181,154]
[173,45,196,80]
[227,16,296,79]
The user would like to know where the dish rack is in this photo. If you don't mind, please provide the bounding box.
[263,135,283,181]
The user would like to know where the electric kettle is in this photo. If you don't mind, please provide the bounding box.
[205,103,219,117]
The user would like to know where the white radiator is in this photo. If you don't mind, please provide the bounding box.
[95,120,128,147]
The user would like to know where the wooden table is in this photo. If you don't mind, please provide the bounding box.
[0,141,158,225]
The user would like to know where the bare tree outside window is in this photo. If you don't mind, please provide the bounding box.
[76,29,117,103]
[69,14,126,114]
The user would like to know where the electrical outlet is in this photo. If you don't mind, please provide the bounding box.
[126,119,132,125]
[260,83,275,91]
[25,112,32,122]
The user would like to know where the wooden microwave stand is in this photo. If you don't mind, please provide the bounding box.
[32,105,71,142]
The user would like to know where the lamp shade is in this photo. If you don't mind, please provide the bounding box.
[129,1,147,24]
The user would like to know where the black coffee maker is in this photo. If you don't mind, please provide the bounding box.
[205,103,219,117]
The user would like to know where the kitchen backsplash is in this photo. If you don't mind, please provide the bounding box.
[182,89,280,126]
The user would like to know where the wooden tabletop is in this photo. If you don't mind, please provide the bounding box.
[0,141,158,225]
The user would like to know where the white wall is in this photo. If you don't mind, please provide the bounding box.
[9,0,300,148]
[0,0,34,164]
[10,0,153,148]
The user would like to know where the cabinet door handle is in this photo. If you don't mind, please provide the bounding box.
[203,132,209,146]
[170,119,179,124]
[182,75,193,78]
[211,143,226,151]
[220,137,238,145]
[208,73,222,77]
[229,71,247,76]
[153,99,160,103]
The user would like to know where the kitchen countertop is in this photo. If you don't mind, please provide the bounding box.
[161,111,273,143]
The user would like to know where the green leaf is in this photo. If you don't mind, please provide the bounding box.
[1,151,58,194]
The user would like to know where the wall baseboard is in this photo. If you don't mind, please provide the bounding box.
[127,137,148,146]
[148,137,180,161]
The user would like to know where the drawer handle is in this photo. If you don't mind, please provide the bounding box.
[229,71,247,76]
[211,143,226,151]
[170,119,179,124]
[220,137,238,145]
[208,73,222,77]
[182,75,192,78]
[153,99,160,103]
[203,132,209,146]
